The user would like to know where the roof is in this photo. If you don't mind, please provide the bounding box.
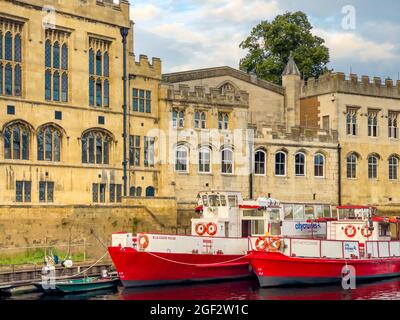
[162,66,284,95]
[282,52,301,76]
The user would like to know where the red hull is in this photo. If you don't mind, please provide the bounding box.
[108,247,252,287]
[249,251,400,287]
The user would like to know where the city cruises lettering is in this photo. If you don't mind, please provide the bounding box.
[282,221,326,236]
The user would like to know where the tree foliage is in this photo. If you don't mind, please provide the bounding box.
[239,11,330,84]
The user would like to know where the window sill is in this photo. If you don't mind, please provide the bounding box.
[221,173,235,176]
[176,171,189,175]
[198,172,213,175]
[254,174,266,177]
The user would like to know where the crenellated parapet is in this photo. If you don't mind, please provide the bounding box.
[255,124,338,144]
[130,54,162,79]
[164,83,249,107]
[302,72,400,99]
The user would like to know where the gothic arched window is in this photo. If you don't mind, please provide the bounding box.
[37,125,62,162]
[82,130,112,165]
[4,122,30,160]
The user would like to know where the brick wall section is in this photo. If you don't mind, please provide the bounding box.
[300,97,320,128]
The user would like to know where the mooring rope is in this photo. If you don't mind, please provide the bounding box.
[52,251,109,280]
[143,251,250,267]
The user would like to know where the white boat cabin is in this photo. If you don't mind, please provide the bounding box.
[193,191,335,239]
[327,205,398,243]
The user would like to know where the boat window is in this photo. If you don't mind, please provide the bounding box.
[251,220,264,235]
[202,195,209,207]
[269,222,281,236]
[323,206,331,218]
[283,205,293,220]
[269,209,280,221]
[314,205,323,218]
[209,195,220,207]
[305,205,314,219]
[228,195,238,207]
[220,195,227,206]
[379,223,390,237]
[243,210,263,217]
[293,205,305,220]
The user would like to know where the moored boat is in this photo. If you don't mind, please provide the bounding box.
[108,190,336,287]
[248,205,400,287]
[54,277,120,294]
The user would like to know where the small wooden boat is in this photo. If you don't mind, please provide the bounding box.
[55,277,120,294]
[34,276,120,294]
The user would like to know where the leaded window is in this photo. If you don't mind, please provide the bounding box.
[37,125,61,161]
[3,122,30,160]
[132,88,151,113]
[82,130,112,165]
[44,29,69,102]
[89,38,110,107]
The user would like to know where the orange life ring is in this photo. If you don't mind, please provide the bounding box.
[267,237,281,252]
[344,225,357,238]
[206,222,218,236]
[138,234,149,249]
[195,223,206,236]
[255,237,268,252]
[361,226,373,238]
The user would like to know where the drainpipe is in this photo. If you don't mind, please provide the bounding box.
[248,129,254,200]
[120,27,129,196]
[337,144,342,206]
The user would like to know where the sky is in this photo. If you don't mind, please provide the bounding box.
[128,0,400,80]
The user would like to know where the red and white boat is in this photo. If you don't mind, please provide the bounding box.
[108,191,334,287]
[248,205,400,287]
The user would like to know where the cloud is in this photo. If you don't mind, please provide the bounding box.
[130,4,163,23]
[200,0,281,23]
[129,0,400,78]
[313,28,397,62]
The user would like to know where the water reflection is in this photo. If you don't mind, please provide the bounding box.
[5,277,400,300]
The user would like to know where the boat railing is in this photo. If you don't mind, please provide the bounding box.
[249,236,400,259]
[365,240,400,258]
[248,236,359,259]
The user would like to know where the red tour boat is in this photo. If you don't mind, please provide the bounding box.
[248,205,400,287]
[108,191,335,287]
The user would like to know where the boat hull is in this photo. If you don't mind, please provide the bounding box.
[249,251,400,287]
[55,278,120,293]
[108,246,252,288]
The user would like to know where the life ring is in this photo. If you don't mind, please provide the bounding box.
[195,223,206,236]
[267,237,281,252]
[138,234,149,249]
[206,222,218,236]
[344,225,357,238]
[361,226,373,238]
[255,237,268,252]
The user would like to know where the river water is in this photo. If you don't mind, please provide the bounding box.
[5,277,400,300]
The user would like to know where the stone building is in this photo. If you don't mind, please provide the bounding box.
[0,0,177,255]
[301,73,400,213]
[0,0,397,255]
[162,54,339,223]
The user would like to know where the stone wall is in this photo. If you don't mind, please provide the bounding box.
[0,197,178,260]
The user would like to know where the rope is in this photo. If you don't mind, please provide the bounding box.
[144,251,250,266]
[52,251,109,280]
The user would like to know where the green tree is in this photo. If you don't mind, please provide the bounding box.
[239,11,330,84]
